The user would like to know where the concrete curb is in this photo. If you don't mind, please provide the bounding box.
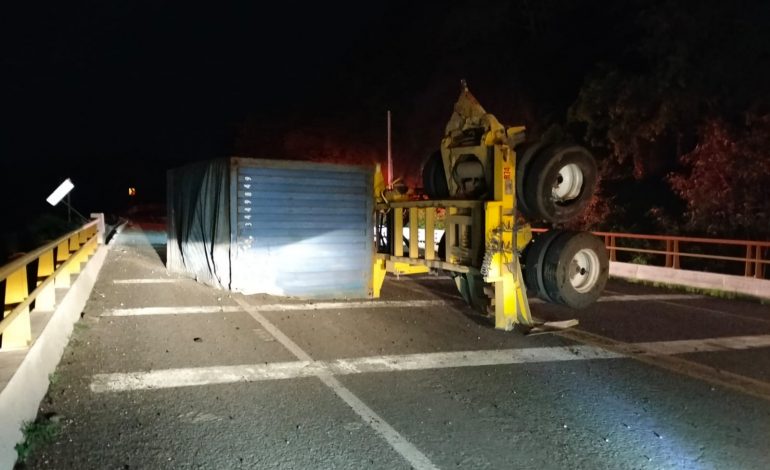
[610,261,770,301]
[0,245,108,470]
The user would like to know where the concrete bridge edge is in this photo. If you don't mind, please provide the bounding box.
[610,261,770,302]
[0,245,109,470]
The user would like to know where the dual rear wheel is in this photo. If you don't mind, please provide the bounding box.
[516,144,597,224]
[523,230,608,309]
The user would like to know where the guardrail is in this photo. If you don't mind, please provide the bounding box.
[0,219,101,350]
[532,228,769,279]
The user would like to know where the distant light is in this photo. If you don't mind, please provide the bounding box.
[128,187,137,196]
[46,178,75,206]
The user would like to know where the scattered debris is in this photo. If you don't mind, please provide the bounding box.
[193,337,203,343]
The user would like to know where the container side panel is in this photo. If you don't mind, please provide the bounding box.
[231,162,372,299]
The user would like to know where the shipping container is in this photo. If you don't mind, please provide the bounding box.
[166,158,373,298]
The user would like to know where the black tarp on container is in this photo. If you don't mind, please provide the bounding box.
[167,157,373,299]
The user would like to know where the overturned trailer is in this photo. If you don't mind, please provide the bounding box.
[166,158,374,298]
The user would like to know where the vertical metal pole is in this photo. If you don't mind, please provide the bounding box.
[745,245,754,277]
[673,240,680,269]
[755,245,764,279]
[387,110,393,188]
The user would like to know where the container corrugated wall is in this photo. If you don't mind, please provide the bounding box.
[229,158,373,298]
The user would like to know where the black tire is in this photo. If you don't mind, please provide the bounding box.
[515,142,545,219]
[422,150,450,199]
[541,231,608,309]
[452,272,490,315]
[522,229,567,303]
[524,144,597,224]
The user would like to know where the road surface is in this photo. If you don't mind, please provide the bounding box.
[21,224,770,469]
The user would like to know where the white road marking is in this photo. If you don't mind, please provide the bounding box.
[113,278,179,284]
[527,294,702,304]
[557,328,770,402]
[104,306,242,316]
[90,334,770,393]
[633,334,770,355]
[90,345,621,392]
[101,294,700,317]
[233,296,440,470]
[598,294,702,302]
[247,299,445,312]
[103,299,445,317]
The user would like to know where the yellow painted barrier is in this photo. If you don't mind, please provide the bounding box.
[0,219,101,350]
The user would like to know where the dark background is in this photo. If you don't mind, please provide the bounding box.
[3,0,770,258]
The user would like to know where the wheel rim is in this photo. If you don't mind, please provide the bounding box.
[552,163,584,202]
[569,248,600,293]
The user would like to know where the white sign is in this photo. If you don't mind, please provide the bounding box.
[46,178,75,206]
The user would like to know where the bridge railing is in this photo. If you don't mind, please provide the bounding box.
[533,228,769,279]
[0,219,101,350]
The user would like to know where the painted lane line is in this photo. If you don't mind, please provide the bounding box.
[233,296,440,470]
[632,334,770,355]
[598,294,702,302]
[90,333,770,393]
[90,345,621,392]
[526,294,702,305]
[101,294,700,318]
[556,328,770,403]
[247,299,445,312]
[103,300,445,317]
[604,288,770,325]
[112,279,180,284]
[91,361,319,392]
[104,306,242,316]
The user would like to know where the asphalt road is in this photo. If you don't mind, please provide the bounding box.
[21,224,770,469]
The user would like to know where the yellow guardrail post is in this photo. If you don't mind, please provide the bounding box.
[2,266,32,349]
[1,219,101,349]
[55,239,71,288]
[68,234,82,274]
[35,249,56,311]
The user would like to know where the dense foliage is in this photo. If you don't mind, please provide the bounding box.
[234,0,770,239]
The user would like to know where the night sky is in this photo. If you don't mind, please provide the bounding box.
[3,1,770,236]
[2,2,388,221]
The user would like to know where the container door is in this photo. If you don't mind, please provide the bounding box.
[232,161,373,298]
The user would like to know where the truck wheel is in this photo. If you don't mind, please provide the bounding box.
[452,272,490,315]
[515,142,545,219]
[541,231,608,309]
[422,150,449,199]
[522,229,566,303]
[524,145,597,224]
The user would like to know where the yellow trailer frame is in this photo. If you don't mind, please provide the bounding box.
[371,142,534,331]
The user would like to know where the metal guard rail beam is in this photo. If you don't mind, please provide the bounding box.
[0,220,99,346]
[532,228,768,279]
